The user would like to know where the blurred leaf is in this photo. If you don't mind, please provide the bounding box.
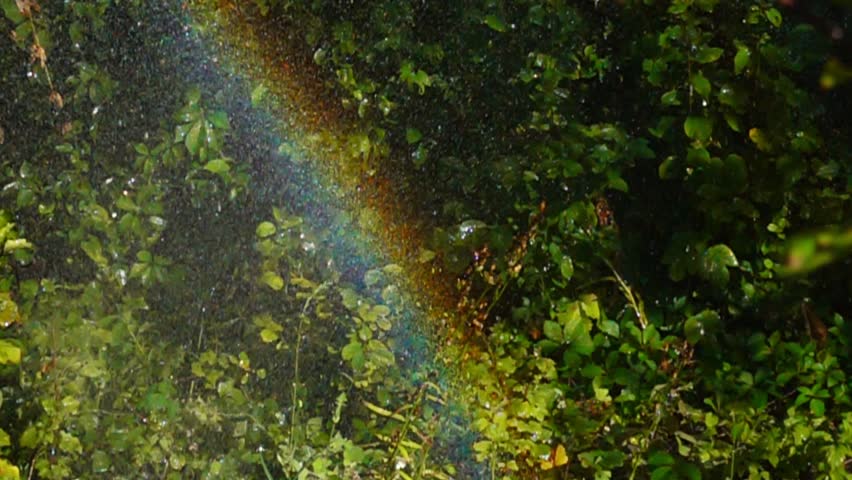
[260,271,284,291]
[734,45,751,74]
[0,340,21,365]
[690,72,711,97]
[256,221,276,238]
[203,158,230,174]
[700,244,738,286]
[695,46,723,64]
[684,116,713,141]
[484,14,507,32]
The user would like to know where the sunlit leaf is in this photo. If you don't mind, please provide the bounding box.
[700,244,738,286]
[203,158,230,174]
[0,339,21,365]
[255,221,276,238]
[260,271,284,290]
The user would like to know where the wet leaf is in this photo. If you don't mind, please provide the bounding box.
[734,45,751,74]
[684,116,713,141]
[700,244,738,286]
[203,158,230,174]
[405,127,422,144]
[484,14,507,32]
[684,309,720,344]
[251,84,268,106]
[695,46,723,64]
[765,8,782,28]
[185,121,203,155]
[260,271,284,291]
[690,71,711,97]
[0,339,21,365]
[255,221,276,238]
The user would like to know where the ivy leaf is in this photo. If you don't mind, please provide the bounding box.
[684,116,713,142]
[700,244,738,286]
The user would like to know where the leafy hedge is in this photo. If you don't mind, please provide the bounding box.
[1,0,851,479]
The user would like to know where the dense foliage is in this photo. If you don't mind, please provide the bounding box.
[1,0,851,479]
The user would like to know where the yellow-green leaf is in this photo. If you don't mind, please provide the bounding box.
[203,158,230,174]
[255,221,276,238]
[0,459,20,480]
[260,271,284,291]
[0,339,21,365]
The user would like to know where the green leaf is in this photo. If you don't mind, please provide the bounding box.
[695,46,723,64]
[207,111,229,130]
[648,451,674,467]
[0,459,19,479]
[543,320,563,342]
[0,428,11,448]
[701,244,738,286]
[734,46,751,74]
[684,309,720,344]
[765,8,782,27]
[690,71,711,97]
[81,236,107,267]
[3,238,32,252]
[684,116,713,141]
[600,320,620,337]
[661,89,680,106]
[185,121,203,155]
[559,256,574,280]
[255,221,276,238]
[251,84,268,106]
[679,463,702,480]
[1,0,25,24]
[342,341,365,370]
[260,328,280,343]
[0,339,21,365]
[203,158,230,174]
[484,14,507,32]
[260,271,284,291]
[186,86,202,105]
[810,398,825,416]
[405,127,422,144]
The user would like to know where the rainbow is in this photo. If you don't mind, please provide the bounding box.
[183,0,482,473]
